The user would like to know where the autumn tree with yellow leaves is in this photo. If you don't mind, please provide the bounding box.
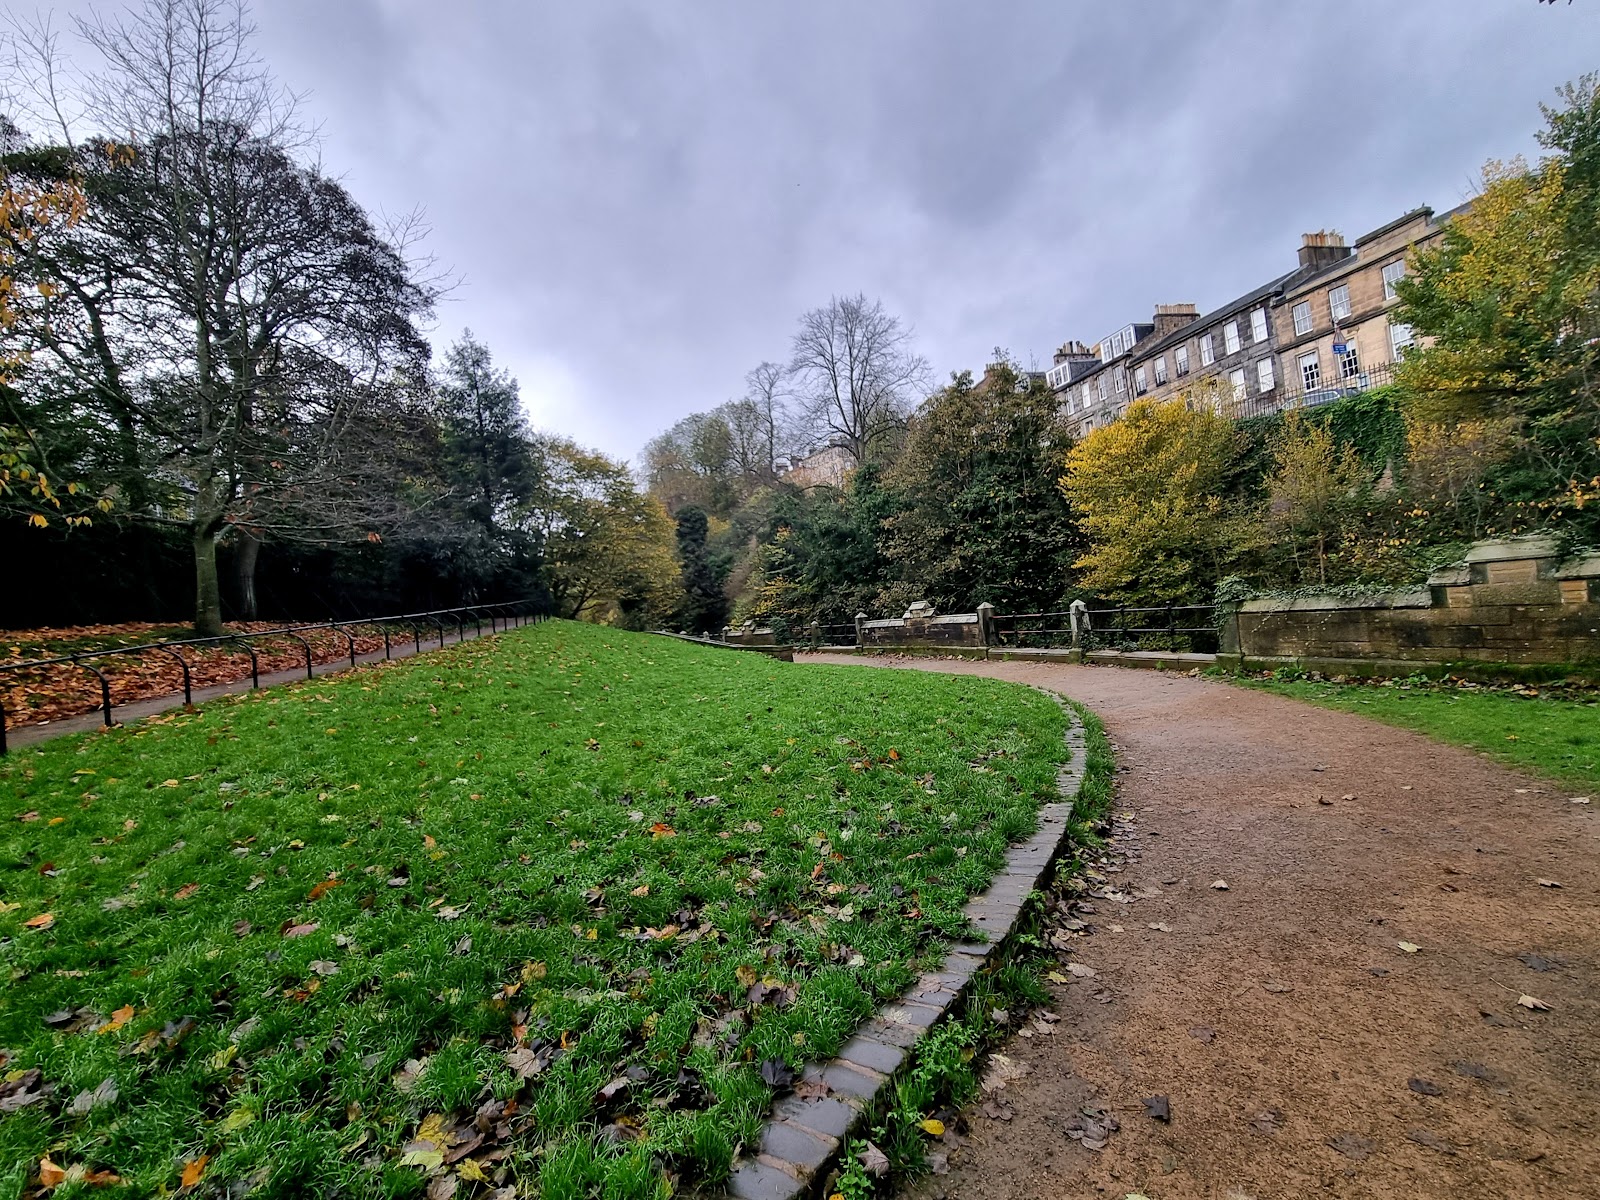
[1395,74,1600,543]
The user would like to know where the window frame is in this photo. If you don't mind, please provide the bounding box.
[1292,301,1312,336]
[1175,345,1190,376]
[1223,320,1241,355]
[1227,367,1247,402]
[1256,357,1275,392]
[1337,337,1361,381]
[1382,260,1406,301]
[1199,333,1215,366]
[1298,351,1321,392]
[1389,320,1414,360]
[1329,283,1352,322]
[1134,365,1148,395]
[1153,355,1168,385]
[1250,308,1268,344]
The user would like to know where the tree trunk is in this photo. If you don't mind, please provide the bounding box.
[235,530,261,620]
[193,524,226,637]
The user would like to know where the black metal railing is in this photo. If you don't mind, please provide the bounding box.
[0,601,545,754]
[992,604,1218,653]
[1229,362,1397,422]
[1081,605,1219,654]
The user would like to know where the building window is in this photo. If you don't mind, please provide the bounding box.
[1097,375,1108,401]
[1228,368,1247,401]
[1256,358,1275,392]
[1338,338,1361,381]
[1175,345,1189,375]
[1250,308,1268,343]
[1292,301,1312,336]
[1329,284,1352,321]
[1389,321,1414,359]
[1200,334,1215,366]
[1134,366,1148,395]
[1153,355,1168,385]
[1115,368,1126,393]
[1382,260,1406,301]
[1298,351,1321,392]
[1081,382,1092,408]
[1223,321,1241,354]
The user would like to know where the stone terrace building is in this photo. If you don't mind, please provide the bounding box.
[1267,209,1461,415]
[1056,320,1155,434]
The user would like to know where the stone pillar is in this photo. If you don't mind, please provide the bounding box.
[1068,600,1089,649]
[976,602,995,647]
[854,612,868,648]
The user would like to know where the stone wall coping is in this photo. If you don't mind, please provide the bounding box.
[1463,536,1560,564]
[1238,589,1431,613]
[722,696,1090,1200]
[1556,554,1600,580]
[926,613,979,625]
[861,618,907,630]
[1426,565,1473,587]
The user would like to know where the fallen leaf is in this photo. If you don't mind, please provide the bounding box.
[1406,1128,1456,1155]
[630,884,649,897]
[1066,962,1098,979]
[39,1158,67,1189]
[245,875,266,891]
[101,1004,135,1034]
[1517,993,1550,1011]
[283,922,319,939]
[649,822,676,838]
[1262,980,1294,994]
[308,880,341,901]
[68,1079,119,1114]
[1535,878,1562,889]
[1147,922,1173,932]
[1327,1132,1375,1161]
[759,1058,795,1090]
[173,883,199,901]
[859,1142,890,1178]
[457,1159,489,1184]
[1142,1094,1171,1123]
[211,1045,239,1070]
[919,1118,946,1136]
[1397,941,1421,954]
[180,1155,208,1187]
[23,913,55,930]
[1210,879,1229,891]
[309,960,340,977]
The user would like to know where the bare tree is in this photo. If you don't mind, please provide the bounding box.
[3,0,435,633]
[788,294,929,463]
[742,359,789,474]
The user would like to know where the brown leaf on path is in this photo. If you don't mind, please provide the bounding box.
[1189,1026,1216,1044]
[792,1077,831,1101]
[1407,1128,1457,1155]
[1142,1094,1171,1123]
[1327,1132,1375,1160]
[1408,1077,1444,1096]
[1517,993,1551,1011]
[1534,878,1562,888]
[1252,1109,1283,1135]
[1210,879,1229,890]
[1261,980,1293,993]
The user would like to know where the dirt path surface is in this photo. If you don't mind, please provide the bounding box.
[802,654,1600,1200]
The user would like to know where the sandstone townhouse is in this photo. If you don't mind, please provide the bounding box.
[1050,203,1464,437]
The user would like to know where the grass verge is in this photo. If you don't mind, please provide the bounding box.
[0,621,1065,1199]
[1236,673,1599,791]
[827,695,1116,1198]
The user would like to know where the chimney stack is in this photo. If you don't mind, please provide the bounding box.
[1298,230,1352,270]
[1151,303,1199,340]
[1052,340,1096,367]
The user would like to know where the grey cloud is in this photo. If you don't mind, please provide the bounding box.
[24,0,1597,455]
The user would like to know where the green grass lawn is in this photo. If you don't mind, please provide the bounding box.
[1244,675,1600,791]
[0,621,1066,1199]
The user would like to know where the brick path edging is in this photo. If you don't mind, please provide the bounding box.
[724,694,1089,1200]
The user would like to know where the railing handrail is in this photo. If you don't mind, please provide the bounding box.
[0,600,543,753]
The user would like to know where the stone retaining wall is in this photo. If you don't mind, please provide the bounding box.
[1225,539,1600,668]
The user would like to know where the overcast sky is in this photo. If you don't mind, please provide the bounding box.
[28,1,1600,461]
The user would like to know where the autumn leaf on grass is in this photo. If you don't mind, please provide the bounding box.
[649,823,676,839]
[179,1155,208,1188]
[23,913,54,930]
[173,883,200,901]
[307,880,341,902]
[918,1118,946,1136]
[100,1005,135,1034]
[282,922,319,939]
